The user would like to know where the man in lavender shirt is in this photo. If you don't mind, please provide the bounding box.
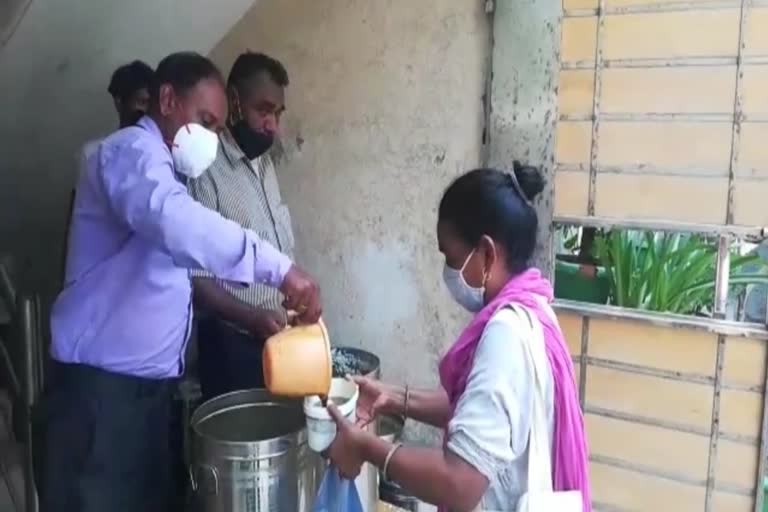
[33,52,322,512]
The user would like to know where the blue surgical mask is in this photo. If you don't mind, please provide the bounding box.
[442,249,487,313]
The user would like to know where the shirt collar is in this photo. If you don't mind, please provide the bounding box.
[218,128,271,180]
[219,128,248,168]
[136,115,163,140]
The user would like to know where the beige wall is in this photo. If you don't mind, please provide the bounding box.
[211,0,489,426]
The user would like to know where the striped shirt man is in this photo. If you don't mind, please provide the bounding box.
[188,132,296,325]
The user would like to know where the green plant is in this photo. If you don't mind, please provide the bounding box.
[559,226,581,254]
[556,226,602,264]
[594,231,768,315]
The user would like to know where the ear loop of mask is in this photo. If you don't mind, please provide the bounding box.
[229,90,244,126]
[483,237,496,288]
[461,242,493,288]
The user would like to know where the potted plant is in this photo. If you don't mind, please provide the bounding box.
[593,230,768,316]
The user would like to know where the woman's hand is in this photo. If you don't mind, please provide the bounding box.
[326,404,368,480]
[350,376,403,427]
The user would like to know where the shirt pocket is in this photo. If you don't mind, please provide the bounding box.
[274,204,295,256]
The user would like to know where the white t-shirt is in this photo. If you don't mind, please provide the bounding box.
[447,305,555,511]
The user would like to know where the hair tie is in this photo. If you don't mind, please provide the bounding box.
[507,171,533,206]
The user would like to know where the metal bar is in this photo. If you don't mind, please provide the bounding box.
[586,0,606,216]
[587,406,702,435]
[585,405,759,445]
[17,295,38,512]
[594,451,755,497]
[563,56,737,70]
[726,0,749,227]
[715,483,759,498]
[722,381,765,393]
[579,318,590,409]
[756,300,768,512]
[556,162,729,178]
[560,112,737,123]
[737,288,748,322]
[585,356,714,385]
[720,430,761,445]
[714,236,732,318]
[553,216,767,242]
[743,55,768,65]
[582,355,761,391]
[18,296,35,409]
[480,0,495,167]
[730,173,768,182]
[563,55,768,70]
[33,294,44,396]
[564,0,744,17]
[555,300,768,338]
[705,335,727,511]
[563,0,768,19]
[555,163,589,172]
[764,278,768,326]
[741,114,768,122]
[591,453,708,488]
[557,164,768,181]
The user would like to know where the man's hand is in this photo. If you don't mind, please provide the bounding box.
[245,308,286,339]
[279,265,322,324]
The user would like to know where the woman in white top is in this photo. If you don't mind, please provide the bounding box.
[326,164,591,511]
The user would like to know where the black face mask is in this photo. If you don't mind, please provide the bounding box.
[230,120,274,160]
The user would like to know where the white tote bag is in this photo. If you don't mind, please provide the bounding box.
[512,305,582,512]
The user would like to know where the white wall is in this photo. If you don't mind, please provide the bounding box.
[0,0,257,296]
[211,0,489,442]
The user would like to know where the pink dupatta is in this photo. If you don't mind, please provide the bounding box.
[438,268,591,511]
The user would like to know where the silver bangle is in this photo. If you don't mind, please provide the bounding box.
[383,442,403,479]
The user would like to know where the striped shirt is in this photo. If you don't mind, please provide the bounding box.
[188,132,295,320]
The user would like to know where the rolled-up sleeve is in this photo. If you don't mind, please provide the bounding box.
[98,137,292,288]
[447,308,534,482]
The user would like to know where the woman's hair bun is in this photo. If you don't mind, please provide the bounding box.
[512,161,545,202]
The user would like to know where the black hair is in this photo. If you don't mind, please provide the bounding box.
[149,52,223,101]
[438,162,546,273]
[107,60,155,101]
[227,52,289,96]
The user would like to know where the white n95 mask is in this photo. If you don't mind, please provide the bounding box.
[171,123,219,179]
[442,249,487,313]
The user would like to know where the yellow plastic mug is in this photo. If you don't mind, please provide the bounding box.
[262,318,332,397]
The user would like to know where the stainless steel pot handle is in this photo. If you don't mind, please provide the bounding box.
[190,464,219,495]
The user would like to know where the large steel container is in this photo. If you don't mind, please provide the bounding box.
[189,348,385,512]
[190,389,322,512]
